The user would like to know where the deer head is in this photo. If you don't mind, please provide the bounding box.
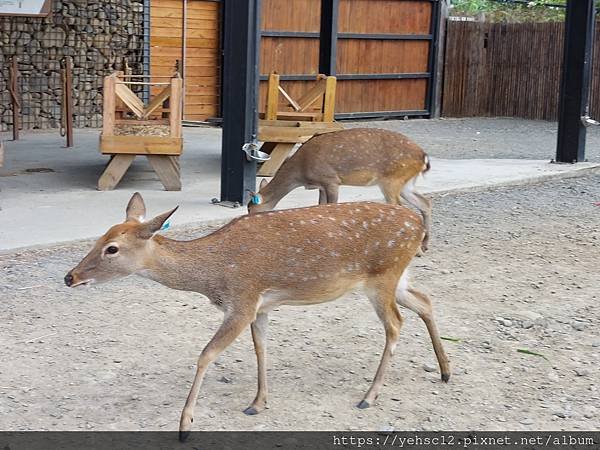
[247,178,270,214]
[64,193,177,287]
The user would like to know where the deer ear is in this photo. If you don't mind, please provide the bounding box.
[137,206,179,239]
[126,192,146,223]
[259,178,268,190]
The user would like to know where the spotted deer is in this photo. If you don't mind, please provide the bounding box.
[64,193,450,441]
[248,127,433,251]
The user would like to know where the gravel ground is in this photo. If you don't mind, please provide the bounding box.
[347,118,600,162]
[1,174,599,431]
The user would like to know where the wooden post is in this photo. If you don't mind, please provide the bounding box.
[62,56,74,147]
[322,76,337,122]
[102,74,117,136]
[169,74,183,138]
[265,73,280,121]
[9,57,20,141]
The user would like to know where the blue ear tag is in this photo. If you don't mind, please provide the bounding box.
[251,195,261,205]
[160,220,171,231]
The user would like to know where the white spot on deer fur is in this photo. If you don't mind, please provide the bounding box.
[329,217,336,221]
[362,221,369,229]
[327,232,334,238]
[387,240,395,248]
[300,220,306,225]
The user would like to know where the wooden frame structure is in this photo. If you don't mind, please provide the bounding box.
[98,72,183,191]
[257,73,343,177]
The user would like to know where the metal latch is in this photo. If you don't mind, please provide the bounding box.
[581,115,600,127]
[242,141,271,162]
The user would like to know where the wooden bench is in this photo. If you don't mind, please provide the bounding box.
[257,73,343,177]
[98,73,183,191]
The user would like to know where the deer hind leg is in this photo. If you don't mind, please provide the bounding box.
[358,279,404,409]
[179,310,255,441]
[395,272,451,382]
[244,312,269,415]
[379,179,403,205]
[400,179,431,252]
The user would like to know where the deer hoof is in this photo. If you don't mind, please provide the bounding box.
[179,410,193,441]
[441,373,451,383]
[356,400,371,409]
[179,431,191,443]
[243,406,260,415]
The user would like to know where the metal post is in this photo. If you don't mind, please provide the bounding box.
[220,0,260,205]
[9,57,20,141]
[429,0,447,118]
[319,0,339,75]
[556,0,595,163]
[62,56,74,147]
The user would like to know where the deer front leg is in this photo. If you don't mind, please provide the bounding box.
[359,285,403,408]
[318,188,327,205]
[179,311,254,441]
[244,312,269,415]
[324,184,339,203]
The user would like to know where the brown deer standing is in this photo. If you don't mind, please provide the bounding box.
[248,128,432,251]
[65,193,450,440]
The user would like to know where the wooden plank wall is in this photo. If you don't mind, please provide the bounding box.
[336,0,432,114]
[259,0,434,116]
[442,20,600,121]
[150,0,220,121]
[259,0,321,113]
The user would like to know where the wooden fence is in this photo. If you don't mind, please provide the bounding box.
[443,20,600,121]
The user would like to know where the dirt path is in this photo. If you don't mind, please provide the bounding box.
[1,175,599,431]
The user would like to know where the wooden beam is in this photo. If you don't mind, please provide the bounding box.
[258,125,341,143]
[100,135,183,155]
[115,83,145,118]
[278,85,301,111]
[257,143,296,177]
[142,85,171,119]
[97,154,135,191]
[296,77,327,111]
[147,155,182,191]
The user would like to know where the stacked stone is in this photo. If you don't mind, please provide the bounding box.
[0,0,145,131]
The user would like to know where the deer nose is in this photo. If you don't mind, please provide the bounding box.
[64,273,74,287]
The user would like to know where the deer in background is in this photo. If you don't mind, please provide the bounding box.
[248,128,433,251]
[65,193,450,440]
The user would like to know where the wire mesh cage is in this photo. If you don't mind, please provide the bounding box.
[0,0,146,132]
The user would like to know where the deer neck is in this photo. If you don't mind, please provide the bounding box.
[137,235,220,295]
[261,165,302,208]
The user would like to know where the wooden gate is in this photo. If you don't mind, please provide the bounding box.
[150,0,221,121]
[259,0,441,119]
[150,0,441,121]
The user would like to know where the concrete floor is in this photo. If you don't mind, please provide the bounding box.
[1,119,599,251]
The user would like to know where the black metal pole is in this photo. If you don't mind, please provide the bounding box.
[220,0,260,204]
[556,0,595,163]
[319,0,339,75]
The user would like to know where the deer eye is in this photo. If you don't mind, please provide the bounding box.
[106,245,119,255]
